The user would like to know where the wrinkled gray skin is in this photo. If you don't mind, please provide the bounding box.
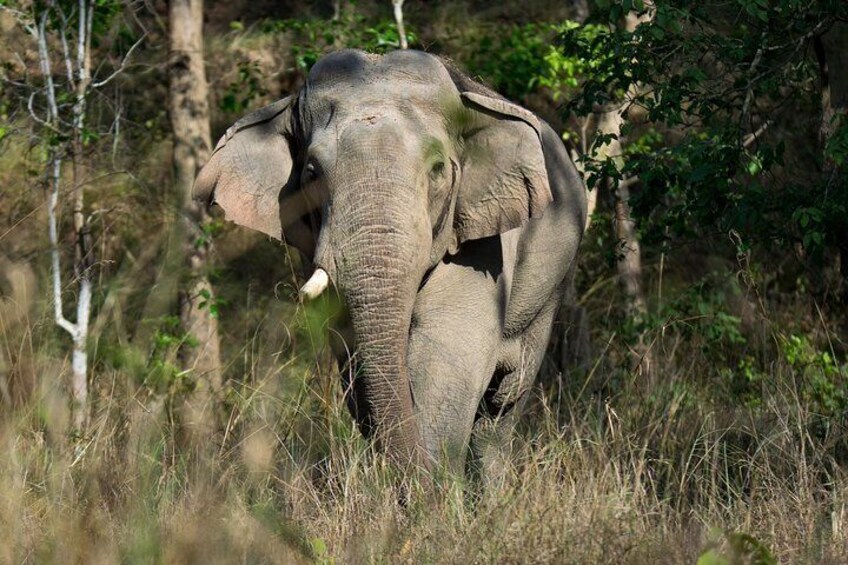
[194,50,586,475]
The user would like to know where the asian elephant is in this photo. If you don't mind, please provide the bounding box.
[194,49,587,476]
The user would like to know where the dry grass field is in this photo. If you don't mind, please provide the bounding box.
[1,277,846,563]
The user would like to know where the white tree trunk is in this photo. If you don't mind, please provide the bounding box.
[46,151,90,431]
[17,0,143,433]
[392,0,408,50]
[36,6,94,432]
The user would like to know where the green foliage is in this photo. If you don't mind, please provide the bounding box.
[781,333,847,418]
[462,21,605,102]
[310,537,333,564]
[258,12,416,72]
[537,22,609,99]
[194,219,224,250]
[668,284,746,349]
[698,529,777,565]
[561,1,848,264]
[94,314,201,397]
[465,23,551,100]
[150,317,192,382]
[142,316,195,395]
[617,273,746,364]
[220,59,267,114]
[720,355,766,408]
[825,119,848,167]
[29,0,138,65]
[197,288,227,319]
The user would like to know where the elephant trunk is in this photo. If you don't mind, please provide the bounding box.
[323,176,430,470]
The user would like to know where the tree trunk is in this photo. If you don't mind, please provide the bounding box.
[813,24,848,301]
[814,24,847,173]
[34,4,95,434]
[70,0,94,433]
[392,0,408,50]
[168,0,222,435]
[594,7,656,383]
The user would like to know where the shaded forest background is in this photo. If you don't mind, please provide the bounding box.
[0,0,846,562]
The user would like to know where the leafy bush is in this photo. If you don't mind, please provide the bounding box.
[462,21,606,102]
[781,333,847,419]
[261,12,416,72]
[561,1,848,273]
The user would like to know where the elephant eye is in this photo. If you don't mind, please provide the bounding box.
[302,161,319,184]
[429,161,446,183]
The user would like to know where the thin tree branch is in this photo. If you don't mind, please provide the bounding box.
[77,0,87,78]
[91,32,147,88]
[743,119,772,148]
[56,3,76,84]
[740,34,766,143]
[765,17,833,53]
[618,175,641,190]
[27,91,55,131]
[74,0,90,134]
[85,0,94,76]
[34,11,59,122]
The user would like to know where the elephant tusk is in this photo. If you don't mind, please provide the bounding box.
[299,268,329,300]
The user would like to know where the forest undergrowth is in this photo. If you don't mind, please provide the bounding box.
[1,229,846,563]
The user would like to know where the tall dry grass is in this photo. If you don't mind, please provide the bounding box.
[1,289,846,564]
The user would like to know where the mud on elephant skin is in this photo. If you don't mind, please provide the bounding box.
[194,49,587,475]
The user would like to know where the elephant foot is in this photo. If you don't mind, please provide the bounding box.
[467,411,519,492]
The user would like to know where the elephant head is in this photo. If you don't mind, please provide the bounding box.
[194,50,552,469]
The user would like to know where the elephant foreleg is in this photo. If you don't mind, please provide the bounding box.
[407,237,505,474]
[469,296,560,487]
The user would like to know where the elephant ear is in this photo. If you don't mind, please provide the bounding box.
[193,96,318,253]
[453,91,552,243]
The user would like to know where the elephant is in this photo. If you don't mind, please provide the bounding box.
[194,49,587,476]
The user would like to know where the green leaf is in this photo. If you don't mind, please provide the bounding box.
[746,157,762,176]
[697,548,729,565]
